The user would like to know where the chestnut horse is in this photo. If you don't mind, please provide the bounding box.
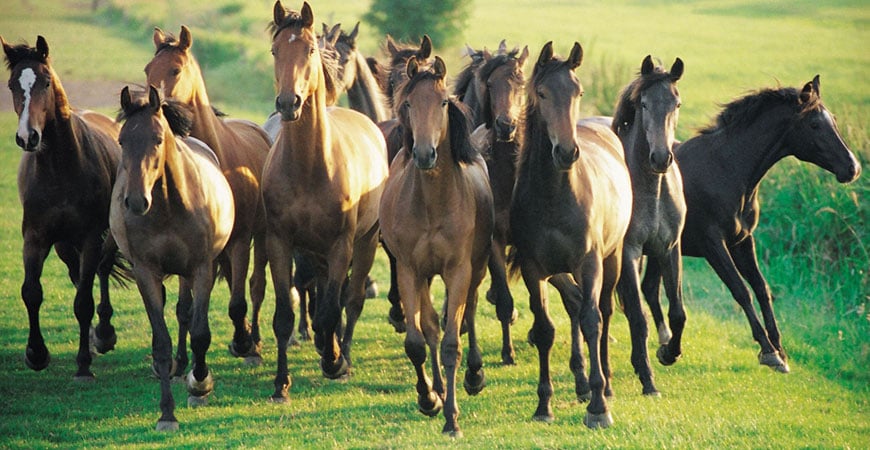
[2,35,125,380]
[145,26,271,367]
[509,42,632,429]
[612,55,686,396]
[642,75,861,373]
[263,1,388,401]
[112,86,234,431]
[379,56,492,437]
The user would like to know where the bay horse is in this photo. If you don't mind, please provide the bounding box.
[112,86,234,431]
[611,55,686,396]
[466,44,530,365]
[379,56,492,437]
[453,39,512,128]
[2,35,125,380]
[333,22,391,123]
[642,75,861,373]
[145,25,271,367]
[509,42,632,429]
[263,1,388,401]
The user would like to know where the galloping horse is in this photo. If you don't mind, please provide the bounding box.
[2,35,124,380]
[642,75,861,373]
[145,26,271,366]
[509,42,632,429]
[612,55,686,396]
[263,1,388,401]
[112,86,234,431]
[466,44,529,365]
[379,56,492,437]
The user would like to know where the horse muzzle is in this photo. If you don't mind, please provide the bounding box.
[412,145,437,170]
[494,117,517,142]
[837,160,861,183]
[275,94,302,122]
[649,149,674,174]
[15,128,41,152]
[124,194,152,216]
[552,143,579,170]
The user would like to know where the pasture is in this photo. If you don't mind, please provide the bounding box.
[0,0,867,448]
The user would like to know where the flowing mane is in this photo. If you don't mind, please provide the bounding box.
[612,62,677,136]
[116,90,195,137]
[699,87,822,135]
[517,56,566,171]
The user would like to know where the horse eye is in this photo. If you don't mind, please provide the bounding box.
[537,91,546,99]
[676,102,682,109]
[309,47,316,55]
[171,68,181,76]
[403,100,410,109]
[641,101,648,109]
[441,99,448,107]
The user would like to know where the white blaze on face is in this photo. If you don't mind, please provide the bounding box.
[17,68,37,143]
[288,34,297,44]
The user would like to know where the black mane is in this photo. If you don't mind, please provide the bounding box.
[699,87,822,135]
[117,90,194,137]
[2,42,46,69]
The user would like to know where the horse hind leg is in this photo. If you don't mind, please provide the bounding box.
[399,267,443,418]
[616,248,658,396]
[248,231,267,350]
[186,266,218,407]
[487,241,517,365]
[225,242,263,365]
[339,226,381,371]
[657,247,686,366]
[71,237,105,380]
[383,243,406,333]
[640,256,672,347]
[91,233,120,355]
[575,257,614,429]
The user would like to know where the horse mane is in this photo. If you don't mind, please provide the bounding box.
[612,63,676,136]
[117,90,195,137]
[699,86,822,135]
[2,42,47,70]
[397,71,478,166]
[452,48,486,99]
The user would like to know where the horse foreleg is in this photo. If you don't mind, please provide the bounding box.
[550,274,590,402]
[441,266,473,437]
[21,235,51,372]
[172,280,191,379]
[382,242,406,333]
[462,268,486,397]
[640,257,670,346]
[575,256,613,429]
[92,232,119,355]
[600,252,621,399]
[616,246,658,396]
[487,238,516,365]
[657,246,686,366]
[226,239,262,363]
[265,232,295,402]
[399,265,442,418]
[523,267,555,423]
[186,265,217,406]
[340,226,380,370]
[71,236,103,380]
[314,241,352,379]
[249,230,267,349]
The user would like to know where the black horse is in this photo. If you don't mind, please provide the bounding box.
[642,75,861,373]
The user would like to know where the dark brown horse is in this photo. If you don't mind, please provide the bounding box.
[2,35,124,380]
[465,44,529,365]
[263,1,388,401]
[112,86,235,431]
[509,42,632,429]
[612,55,686,396]
[145,26,271,367]
[642,75,861,373]
[333,22,391,123]
[379,56,492,437]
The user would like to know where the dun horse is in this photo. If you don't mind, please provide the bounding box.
[2,35,124,380]
[642,75,861,373]
[509,42,632,429]
[379,56,492,437]
[145,26,271,367]
[263,1,388,401]
[612,55,686,396]
[112,86,234,431]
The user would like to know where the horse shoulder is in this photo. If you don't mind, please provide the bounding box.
[181,137,235,249]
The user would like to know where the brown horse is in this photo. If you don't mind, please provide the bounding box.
[333,22,391,123]
[509,42,632,429]
[263,1,388,401]
[2,35,125,380]
[642,75,861,373]
[612,55,686,396]
[379,56,492,437]
[112,86,234,431]
[145,26,271,367]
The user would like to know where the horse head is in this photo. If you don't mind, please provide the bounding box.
[529,41,584,170]
[145,25,201,104]
[634,55,683,173]
[271,1,321,121]
[2,35,68,151]
[399,56,449,170]
[118,85,170,216]
[384,34,433,106]
[479,44,528,142]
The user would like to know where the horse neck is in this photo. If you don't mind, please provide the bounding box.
[181,67,227,158]
[281,82,332,173]
[414,133,463,212]
[38,76,83,169]
[347,51,390,122]
[622,110,665,193]
[518,114,561,190]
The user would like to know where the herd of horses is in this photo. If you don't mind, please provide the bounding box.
[1,0,861,436]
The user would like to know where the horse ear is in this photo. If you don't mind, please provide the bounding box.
[482,48,492,60]
[433,56,447,79]
[498,39,507,55]
[153,28,166,49]
[518,45,530,65]
[348,22,360,43]
[386,34,399,57]
[812,74,821,97]
[273,1,286,26]
[36,35,49,60]
[419,35,432,59]
[567,42,583,70]
[178,25,192,51]
[406,56,419,79]
[641,55,654,75]
[537,41,553,67]
[0,35,11,63]
[148,85,162,112]
[670,57,684,82]
[120,86,132,113]
[300,2,314,29]
[800,77,818,104]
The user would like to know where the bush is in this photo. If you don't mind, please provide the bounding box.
[363,0,472,48]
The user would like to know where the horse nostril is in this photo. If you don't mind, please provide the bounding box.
[28,130,40,149]
[293,95,302,110]
[275,96,282,112]
[15,134,25,149]
[124,197,131,210]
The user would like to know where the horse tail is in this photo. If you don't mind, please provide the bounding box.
[505,245,522,282]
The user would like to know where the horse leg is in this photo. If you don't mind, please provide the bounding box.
[398,265,442,418]
[265,232,295,402]
[21,235,52,372]
[462,268,486,397]
[54,242,81,287]
[170,279,190,379]
[657,246,686,366]
[313,239,352,379]
[575,256,613,429]
[522,266,556,422]
[133,267,178,431]
[616,246,658,395]
[640,257,671,347]
[382,242,406,333]
[248,230,268,350]
[600,252,621,399]
[71,236,104,380]
[227,239,261,363]
[92,232,119,355]
[487,238,516,365]
[702,237,784,371]
[340,226,380,370]
[293,253,316,343]
[550,274,590,402]
[186,265,217,406]
[441,266,471,437]
[732,237,788,372]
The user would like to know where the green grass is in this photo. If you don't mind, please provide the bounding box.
[0,0,868,448]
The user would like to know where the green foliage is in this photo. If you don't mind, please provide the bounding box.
[363,0,472,47]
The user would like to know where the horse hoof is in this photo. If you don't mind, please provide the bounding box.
[387,313,406,334]
[228,340,261,359]
[365,281,379,299]
[657,345,680,366]
[156,420,179,432]
[186,370,214,398]
[657,326,673,346]
[244,355,263,366]
[584,410,614,429]
[464,370,486,396]
[320,355,349,380]
[188,393,209,407]
[151,359,179,380]
[642,388,661,397]
[288,335,302,348]
[442,427,463,439]
[577,390,592,403]
[501,351,516,366]
[90,326,117,355]
[73,373,96,382]
[418,393,443,417]
[269,393,289,404]
[758,351,789,373]
[24,348,50,372]
[532,413,554,423]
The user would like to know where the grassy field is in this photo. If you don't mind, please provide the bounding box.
[0,0,867,448]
